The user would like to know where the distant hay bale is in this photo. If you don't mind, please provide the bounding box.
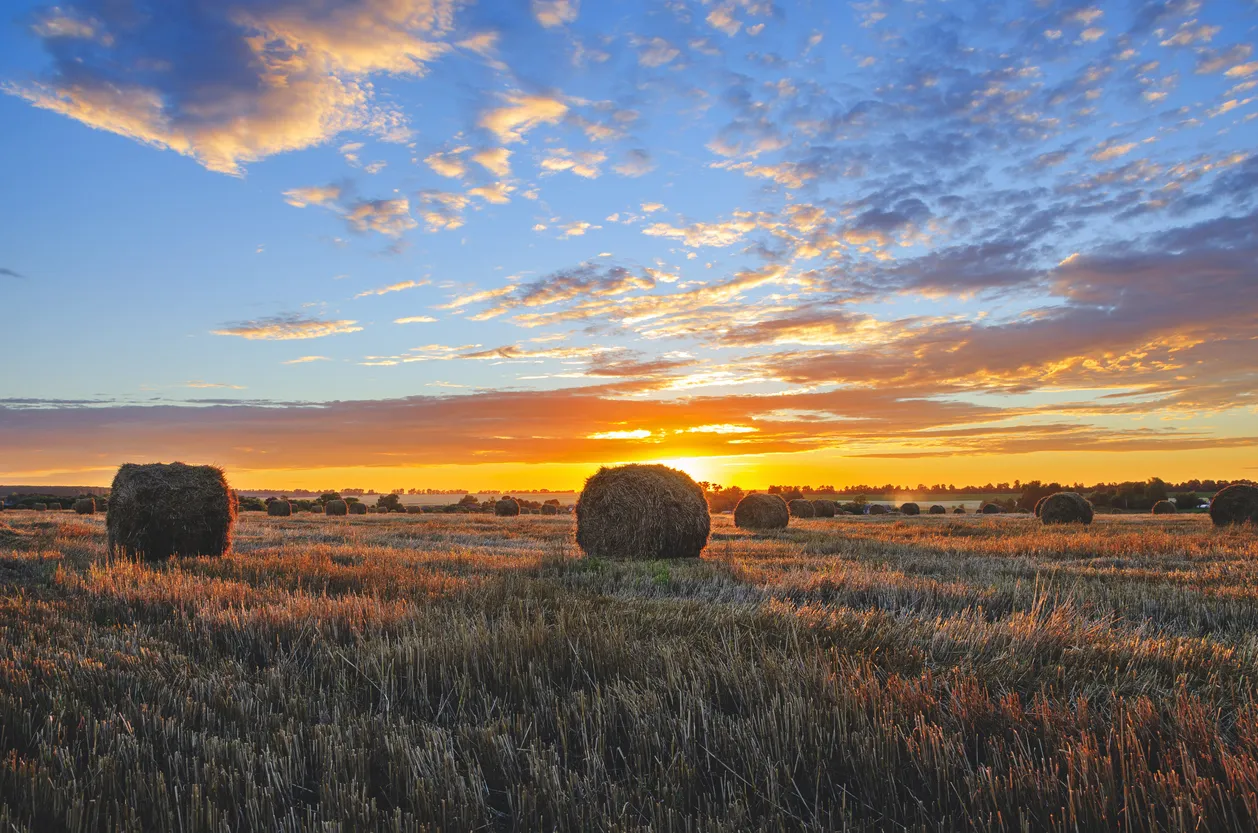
[981,503,1003,515]
[349,502,367,515]
[309,505,324,514]
[74,498,96,515]
[106,462,236,560]
[868,504,887,516]
[325,499,348,516]
[953,506,965,514]
[901,502,920,516]
[541,503,559,515]
[1209,484,1258,527]
[734,493,789,530]
[929,505,946,515]
[267,500,292,517]
[1151,500,1176,515]
[495,498,520,517]
[33,503,47,511]
[367,506,378,514]
[788,498,816,518]
[406,505,423,514]
[812,499,837,518]
[575,465,709,560]
[1040,492,1094,525]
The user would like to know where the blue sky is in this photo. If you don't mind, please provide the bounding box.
[1,0,1256,489]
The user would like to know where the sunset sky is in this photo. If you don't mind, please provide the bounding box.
[1,0,1256,492]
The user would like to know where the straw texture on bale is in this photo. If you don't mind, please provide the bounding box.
[1152,500,1177,515]
[812,499,837,518]
[349,502,367,515]
[734,493,789,530]
[575,465,710,560]
[325,499,348,517]
[1039,492,1094,525]
[1209,484,1258,527]
[106,462,236,560]
[1034,497,1047,517]
[901,503,920,516]
[495,498,520,517]
[786,499,815,519]
[267,500,292,517]
[541,504,559,515]
[73,498,96,515]
[869,504,887,516]
[981,503,1003,515]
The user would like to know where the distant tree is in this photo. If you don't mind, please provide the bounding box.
[377,494,403,512]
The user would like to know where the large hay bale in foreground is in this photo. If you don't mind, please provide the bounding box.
[1040,492,1093,525]
[576,464,710,560]
[1210,484,1258,527]
[1034,497,1047,518]
[901,502,920,516]
[812,499,836,518]
[541,503,559,516]
[267,500,292,517]
[1152,500,1176,515]
[325,499,348,516]
[734,493,789,530]
[868,504,887,516]
[107,463,236,560]
[929,505,946,515]
[495,498,520,517]
[74,498,96,515]
[788,499,816,519]
[981,503,1002,515]
[349,502,367,515]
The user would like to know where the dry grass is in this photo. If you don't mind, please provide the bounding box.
[0,509,1256,831]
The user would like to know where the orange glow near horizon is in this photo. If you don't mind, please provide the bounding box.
[7,446,1254,493]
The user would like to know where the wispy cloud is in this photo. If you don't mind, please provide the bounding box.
[213,314,363,341]
[354,280,428,299]
[185,381,245,390]
[282,356,331,364]
[395,315,437,324]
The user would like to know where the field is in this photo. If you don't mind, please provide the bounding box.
[1,510,1256,832]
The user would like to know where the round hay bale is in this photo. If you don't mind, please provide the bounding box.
[868,504,887,516]
[106,462,236,560]
[309,505,324,514]
[495,498,520,517]
[74,498,96,515]
[1151,500,1176,515]
[953,506,965,514]
[812,499,837,518]
[267,500,292,517]
[1039,492,1093,525]
[981,503,1003,515]
[405,505,423,514]
[901,502,920,516]
[788,498,815,518]
[325,499,348,516]
[348,502,367,515]
[1209,484,1258,527]
[367,506,378,514]
[33,503,47,511]
[734,493,789,530]
[575,464,709,560]
[541,503,559,515]
[928,505,946,515]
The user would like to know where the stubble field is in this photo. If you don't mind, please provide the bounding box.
[0,510,1256,832]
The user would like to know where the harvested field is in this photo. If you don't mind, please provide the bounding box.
[0,509,1256,832]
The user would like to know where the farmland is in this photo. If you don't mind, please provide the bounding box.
[1,510,1256,831]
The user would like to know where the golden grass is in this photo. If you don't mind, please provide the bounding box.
[0,510,1256,831]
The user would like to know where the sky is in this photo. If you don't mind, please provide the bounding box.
[1,0,1256,492]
